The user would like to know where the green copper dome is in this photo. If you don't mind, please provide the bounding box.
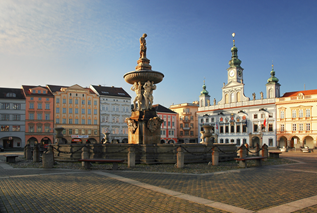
[228,41,242,69]
[267,65,279,84]
[200,82,209,96]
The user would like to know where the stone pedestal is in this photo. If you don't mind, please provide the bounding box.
[177,147,184,168]
[33,145,40,162]
[212,146,219,166]
[128,147,135,168]
[43,146,54,168]
[127,109,162,145]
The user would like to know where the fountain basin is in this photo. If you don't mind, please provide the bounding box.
[124,70,164,85]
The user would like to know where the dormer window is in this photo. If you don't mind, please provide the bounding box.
[43,90,46,94]
[32,90,36,93]
[6,93,16,97]
[38,90,41,94]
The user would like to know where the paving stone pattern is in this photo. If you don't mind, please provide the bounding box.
[293,204,317,213]
[0,173,227,213]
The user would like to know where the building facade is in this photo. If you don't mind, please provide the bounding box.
[90,85,131,143]
[47,84,100,144]
[170,102,199,143]
[197,36,280,148]
[153,104,178,143]
[0,88,26,148]
[22,85,54,147]
[276,89,317,148]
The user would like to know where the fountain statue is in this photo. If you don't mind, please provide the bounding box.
[123,34,164,144]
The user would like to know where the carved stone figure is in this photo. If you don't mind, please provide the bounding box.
[200,131,206,143]
[140,33,147,58]
[131,81,143,110]
[260,91,263,100]
[213,98,216,106]
[143,80,156,109]
[126,118,138,133]
[252,93,256,100]
[207,99,210,106]
[147,117,163,132]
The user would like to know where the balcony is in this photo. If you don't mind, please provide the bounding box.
[182,127,191,130]
[183,119,191,123]
[182,112,191,115]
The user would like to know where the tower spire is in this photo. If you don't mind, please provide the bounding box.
[228,33,242,69]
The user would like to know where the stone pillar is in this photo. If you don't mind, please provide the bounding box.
[43,146,54,168]
[255,143,260,156]
[81,146,90,169]
[261,144,268,161]
[25,145,32,160]
[212,146,219,166]
[33,145,40,162]
[238,145,247,168]
[128,147,135,168]
[177,147,184,169]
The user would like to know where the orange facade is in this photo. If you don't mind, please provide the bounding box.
[22,86,54,147]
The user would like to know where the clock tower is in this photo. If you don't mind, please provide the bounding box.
[218,33,249,105]
[227,33,243,84]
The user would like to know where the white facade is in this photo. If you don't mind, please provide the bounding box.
[0,90,26,148]
[90,85,131,143]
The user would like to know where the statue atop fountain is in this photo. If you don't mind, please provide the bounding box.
[124,34,164,145]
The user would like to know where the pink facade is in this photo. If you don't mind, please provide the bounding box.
[22,86,54,147]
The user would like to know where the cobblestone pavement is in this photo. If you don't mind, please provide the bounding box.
[0,151,317,212]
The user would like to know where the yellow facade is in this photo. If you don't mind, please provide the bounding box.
[170,102,199,143]
[276,89,317,148]
[49,84,100,144]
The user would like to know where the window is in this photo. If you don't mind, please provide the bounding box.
[292,110,296,118]
[261,114,265,118]
[82,119,85,124]
[299,123,303,131]
[230,125,234,133]
[88,129,92,135]
[46,98,49,101]
[180,131,183,136]
[13,103,21,110]
[38,103,42,109]
[180,124,183,128]
[56,108,60,113]
[268,124,273,132]
[88,109,91,114]
[280,111,284,119]
[75,108,78,114]
[94,130,98,135]
[280,124,284,132]
[172,122,175,127]
[45,103,50,109]
[29,113,34,120]
[45,126,50,133]
[236,125,240,133]
[269,138,273,146]
[191,116,193,120]
[242,124,247,133]
[75,99,78,104]
[299,109,303,118]
[12,114,20,121]
[63,99,66,104]
[37,113,42,120]
[168,121,171,126]
[220,126,224,134]
[62,119,66,124]
[243,139,247,144]
[225,139,229,143]
[185,131,189,136]
[56,98,60,103]
[69,129,73,135]
[29,103,34,109]
[38,90,41,94]
[82,100,85,105]
[12,125,20,131]
[94,119,97,125]
[236,139,241,146]
[37,125,42,132]
[253,124,258,132]
[206,118,209,123]
[220,139,224,143]
[88,119,91,124]
[82,109,85,114]
[75,129,78,134]
[88,100,91,105]
[94,109,97,115]
[30,97,33,100]
[190,123,194,128]
[94,100,97,105]
[63,108,66,114]
[56,118,60,124]
[230,139,234,143]
[69,119,73,124]
[225,125,229,133]
[29,125,34,132]
[306,123,311,131]
[75,119,78,124]
[292,124,296,131]
[306,109,311,117]
[254,114,258,119]
[81,129,85,134]
[69,108,73,114]
[43,90,46,94]
[190,131,193,136]
[269,113,273,118]
[69,99,72,104]
[1,126,9,131]
[0,103,10,109]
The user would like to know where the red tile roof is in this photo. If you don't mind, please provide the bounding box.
[282,89,317,97]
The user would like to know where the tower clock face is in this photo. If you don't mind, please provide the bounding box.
[229,70,235,77]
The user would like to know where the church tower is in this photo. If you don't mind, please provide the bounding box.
[199,80,210,107]
[218,33,249,105]
[266,64,281,98]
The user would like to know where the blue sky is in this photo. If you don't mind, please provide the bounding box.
[0,0,316,107]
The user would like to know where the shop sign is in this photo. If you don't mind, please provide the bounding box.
[71,135,89,138]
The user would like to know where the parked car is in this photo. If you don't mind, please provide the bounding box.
[0,145,4,152]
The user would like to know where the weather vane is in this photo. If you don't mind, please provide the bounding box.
[232,32,236,46]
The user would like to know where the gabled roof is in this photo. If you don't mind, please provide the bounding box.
[22,85,53,97]
[47,84,95,94]
[90,85,131,98]
[282,89,317,97]
[0,87,25,99]
[153,104,177,114]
